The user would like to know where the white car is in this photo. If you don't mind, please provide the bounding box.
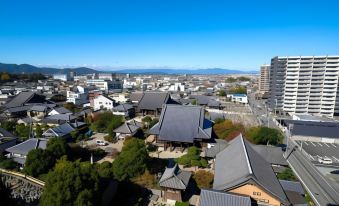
[318,157,333,164]
[96,140,108,146]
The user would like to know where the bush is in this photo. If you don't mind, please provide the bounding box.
[176,146,208,168]
[0,154,17,170]
[175,202,189,206]
[193,170,214,189]
[104,135,115,143]
[277,168,297,181]
[245,126,283,145]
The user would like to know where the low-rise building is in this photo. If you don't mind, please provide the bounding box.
[93,95,115,111]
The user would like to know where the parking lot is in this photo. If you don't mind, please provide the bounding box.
[296,140,339,163]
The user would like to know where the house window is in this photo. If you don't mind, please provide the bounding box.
[253,192,261,196]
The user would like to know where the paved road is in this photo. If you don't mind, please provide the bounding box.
[286,141,339,206]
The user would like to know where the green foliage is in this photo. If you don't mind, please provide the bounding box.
[175,202,189,206]
[96,161,113,178]
[191,99,197,105]
[218,90,226,96]
[112,138,149,181]
[228,86,247,94]
[50,94,67,102]
[0,72,46,83]
[40,157,101,206]
[141,116,152,123]
[0,154,17,170]
[35,124,43,138]
[176,146,208,168]
[193,170,214,189]
[245,126,283,145]
[46,138,69,159]
[104,135,115,143]
[237,76,251,82]
[225,77,237,83]
[131,169,159,189]
[91,112,123,133]
[277,168,297,181]
[63,102,79,113]
[23,149,54,177]
[15,123,30,140]
[149,118,159,128]
[0,121,16,133]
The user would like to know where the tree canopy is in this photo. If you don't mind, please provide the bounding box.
[245,126,283,145]
[176,146,208,168]
[23,149,54,177]
[90,112,123,134]
[112,138,149,181]
[40,157,101,206]
[193,170,214,189]
[213,119,245,141]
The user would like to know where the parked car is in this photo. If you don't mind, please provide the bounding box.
[96,140,108,146]
[318,157,333,164]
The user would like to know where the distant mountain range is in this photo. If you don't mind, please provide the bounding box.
[0,63,258,75]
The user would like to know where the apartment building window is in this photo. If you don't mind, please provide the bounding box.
[253,192,261,196]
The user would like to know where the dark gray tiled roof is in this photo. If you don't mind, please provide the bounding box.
[213,134,289,205]
[5,91,35,108]
[6,138,47,155]
[149,105,213,143]
[29,105,48,112]
[159,164,191,190]
[0,128,16,138]
[189,95,212,105]
[53,107,72,114]
[113,122,140,134]
[252,145,288,166]
[199,189,251,206]
[129,92,144,102]
[43,123,75,137]
[113,103,134,112]
[279,180,305,195]
[138,92,171,111]
[285,120,339,138]
[45,114,77,121]
[205,139,228,158]
[207,99,221,107]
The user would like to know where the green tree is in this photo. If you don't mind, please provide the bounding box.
[112,138,149,181]
[176,146,208,168]
[225,77,237,83]
[237,76,251,82]
[63,102,79,113]
[35,124,43,138]
[191,99,197,105]
[0,154,17,170]
[91,112,123,133]
[228,86,247,94]
[96,161,113,178]
[245,126,283,145]
[218,90,226,96]
[23,149,54,177]
[46,138,69,159]
[15,123,30,140]
[0,121,16,133]
[40,157,101,206]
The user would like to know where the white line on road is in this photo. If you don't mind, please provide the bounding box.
[332,156,339,162]
[317,142,323,147]
[331,143,336,148]
[311,142,317,147]
[309,155,315,160]
[324,143,330,148]
[304,142,309,146]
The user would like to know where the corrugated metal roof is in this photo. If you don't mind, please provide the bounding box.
[199,189,251,206]
[159,164,191,190]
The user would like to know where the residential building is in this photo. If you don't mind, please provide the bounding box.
[137,92,178,116]
[259,64,270,93]
[113,120,142,140]
[86,79,123,92]
[93,95,115,111]
[227,93,248,104]
[213,134,290,206]
[98,73,116,81]
[66,86,88,106]
[268,55,339,117]
[0,128,18,153]
[112,103,135,118]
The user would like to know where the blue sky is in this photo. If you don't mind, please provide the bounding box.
[1,0,339,70]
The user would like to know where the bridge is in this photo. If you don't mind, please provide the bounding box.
[0,168,44,205]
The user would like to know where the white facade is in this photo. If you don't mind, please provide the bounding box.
[86,79,110,91]
[168,83,186,92]
[227,94,248,104]
[93,95,115,111]
[269,56,339,117]
[98,73,115,81]
[109,93,129,103]
[53,74,69,81]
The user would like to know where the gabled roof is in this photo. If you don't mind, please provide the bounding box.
[149,105,213,143]
[5,91,35,108]
[43,123,75,137]
[113,103,134,112]
[205,139,228,158]
[279,180,305,195]
[0,128,16,138]
[199,189,251,206]
[159,164,191,190]
[113,122,140,134]
[129,92,144,102]
[45,114,77,121]
[189,95,212,105]
[213,134,289,205]
[52,107,72,114]
[29,105,48,112]
[137,92,174,111]
[6,138,47,155]
[252,145,288,166]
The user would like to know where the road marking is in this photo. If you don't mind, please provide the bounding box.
[309,155,315,160]
[324,143,330,148]
[317,142,323,147]
[311,142,316,147]
[304,141,309,146]
[331,143,336,148]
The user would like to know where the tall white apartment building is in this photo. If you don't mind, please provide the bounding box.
[259,64,270,93]
[269,56,339,117]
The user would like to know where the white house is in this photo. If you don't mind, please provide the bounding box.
[227,94,248,104]
[67,86,88,106]
[93,95,115,111]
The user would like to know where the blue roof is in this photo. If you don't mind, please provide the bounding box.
[232,93,247,97]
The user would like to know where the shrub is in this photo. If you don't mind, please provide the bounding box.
[193,170,214,189]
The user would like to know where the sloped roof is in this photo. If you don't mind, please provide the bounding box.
[43,123,75,137]
[252,145,288,166]
[199,189,251,206]
[0,128,16,138]
[205,139,228,158]
[45,114,77,121]
[129,92,144,102]
[159,164,191,190]
[189,95,212,105]
[113,122,140,134]
[29,105,48,112]
[5,91,35,108]
[279,180,305,195]
[113,103,134,112]
[149,105,213,143]
[53,107,72,114]
[137,92,172,111]
[213,134,289,205]
[6,138,47,155]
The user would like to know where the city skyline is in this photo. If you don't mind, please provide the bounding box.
[1,0,339,70]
